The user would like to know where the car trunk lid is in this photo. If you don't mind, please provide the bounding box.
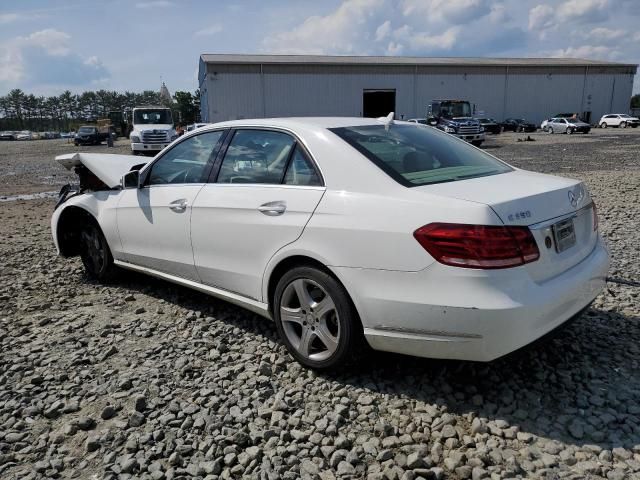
[417,169,598,281]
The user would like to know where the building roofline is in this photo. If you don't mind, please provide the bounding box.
[200,53,637,69]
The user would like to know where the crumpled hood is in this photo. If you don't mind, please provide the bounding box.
[56,153,147,189]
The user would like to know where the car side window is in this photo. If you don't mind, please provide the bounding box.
[284,146,322,186]
[148,131,223,185]
[217,130,295,184]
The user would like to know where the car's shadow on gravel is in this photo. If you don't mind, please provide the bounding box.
[110,271,638,451]
[332,308,640,451]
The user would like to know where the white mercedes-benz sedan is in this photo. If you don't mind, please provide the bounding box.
[52,116,609,370]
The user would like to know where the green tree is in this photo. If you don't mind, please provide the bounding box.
[173,90,198,124]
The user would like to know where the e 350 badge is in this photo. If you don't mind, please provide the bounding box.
[507,210,532,222]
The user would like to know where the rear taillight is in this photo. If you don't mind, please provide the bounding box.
[592,201,598,231]
[413,223,540,269]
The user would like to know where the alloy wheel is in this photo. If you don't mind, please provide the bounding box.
[81,226,106,275]
[279,278,340,362]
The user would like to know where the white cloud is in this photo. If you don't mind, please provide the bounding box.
[587,27,627,44]
[395,25,461,51]
[375,20,392,42]
[402,0,492,24]
[21,29,71,56]
[135,1,173,9]
[528,4,554,31]
[0,13,20,24]
[552,45,619,61]
[557,0,609,24]
[0,29,109,91]
[488,4,510,24]
[262,0,388,55]
[530,0,610,34]
[194,24,223,37]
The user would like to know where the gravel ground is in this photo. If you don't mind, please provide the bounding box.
[0,129,639,480]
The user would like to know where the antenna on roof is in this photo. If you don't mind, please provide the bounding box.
[378,112,394,131]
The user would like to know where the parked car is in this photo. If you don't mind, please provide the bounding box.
[598,114,639,128]
[16,130,34,140]
[74,126,102,146]
[475,117,501,134]
[546,118,591,134]
[0,131,16,141]
[501,118,537,132]
[52,117,608,370]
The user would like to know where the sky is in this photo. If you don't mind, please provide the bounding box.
[1,0,639,97]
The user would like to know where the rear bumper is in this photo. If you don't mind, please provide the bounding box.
[332,237,609,361]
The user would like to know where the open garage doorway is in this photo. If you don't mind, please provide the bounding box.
[363,89,396,118]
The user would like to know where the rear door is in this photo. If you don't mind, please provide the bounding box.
[191,128,326,301]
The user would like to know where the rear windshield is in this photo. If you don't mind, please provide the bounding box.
[79,127,95,133]
[329,124,512,187]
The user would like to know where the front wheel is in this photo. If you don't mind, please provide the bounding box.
[273,266,363,370]
[567,128,573,135]
[600,122,607,128]
[547,127,554,134]
[79,222,116,281]
[620,122,627,129]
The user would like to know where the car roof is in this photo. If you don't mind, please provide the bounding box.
[206,117,391,130]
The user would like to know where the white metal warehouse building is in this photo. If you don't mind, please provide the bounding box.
[198,54,637,125]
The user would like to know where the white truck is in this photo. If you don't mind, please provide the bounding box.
[129,106,177,155]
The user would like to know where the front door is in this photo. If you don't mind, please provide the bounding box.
[117,130,225,280]
[191,129,325,300]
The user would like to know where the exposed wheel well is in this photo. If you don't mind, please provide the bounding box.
[267,255,356,320]
[56,206,97,257]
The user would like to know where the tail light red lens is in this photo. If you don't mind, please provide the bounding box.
[413,223,540,269]
[592,201,598,231]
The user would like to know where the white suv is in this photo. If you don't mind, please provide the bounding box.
[598,114,639,128]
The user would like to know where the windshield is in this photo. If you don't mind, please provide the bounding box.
[567,119,582,124]
[620,114,631,118]
[134,109,173,125]
[78,127,95,133]
[438,102,471,118]
[330,124,512,187]
[478,118,493,123]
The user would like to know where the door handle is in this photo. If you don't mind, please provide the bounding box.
[169,198,188,212]
[258,201,286,216]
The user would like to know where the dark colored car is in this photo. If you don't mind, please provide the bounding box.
[476,117,501,134]
[74,126,101,146]
[501,118,537,133]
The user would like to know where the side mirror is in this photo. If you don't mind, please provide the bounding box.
[122,170,140,189]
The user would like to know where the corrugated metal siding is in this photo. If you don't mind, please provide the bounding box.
[203,63,635,124]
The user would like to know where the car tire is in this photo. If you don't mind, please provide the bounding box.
[471,140,483,147]
[548,127,554,134]
[273,266,364,370]
[567,128,573,135]
[79,221,116,281]
[600,122,607,128]
[620,122,627,129]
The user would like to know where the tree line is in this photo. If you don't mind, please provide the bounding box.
[0,88,200,132]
